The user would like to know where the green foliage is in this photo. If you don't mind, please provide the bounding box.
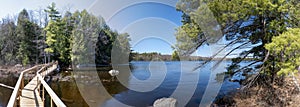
[0,9,43,66]
[44,3,74,67]
[175,0,300,77]
[16,9,41,65]
[175,22,204,55]
[44,21,58,53]
[69,10,132,65]
[265,28,300,76]
[44,2,61,20]
[111,33,132,64]
[0,2,132,67]
[71,10,104,65]
[95,29,113,65]
[0,19,18,65]
[171,51,180,61]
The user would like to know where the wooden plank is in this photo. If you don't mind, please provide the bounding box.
[20,76,43,107]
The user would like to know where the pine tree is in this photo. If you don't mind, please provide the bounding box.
[265,28,300,76]
[0,18,18,65]
[44,3,73,67]
[175,0,300,78]
[16,9,40,65]
[44,2,61,21]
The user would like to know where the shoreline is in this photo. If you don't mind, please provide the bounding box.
[214,74,300,106]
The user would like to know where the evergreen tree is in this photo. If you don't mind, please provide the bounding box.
[171,51,180,61]
[44,2,61,21]
[95,29,114,65]
[0,18,18,65]
[111,32,132,64]
[175,0,300,80]
[265,28,300,76]
[71,10,105,65]
[16,9,40,65]
[44,3,73,67]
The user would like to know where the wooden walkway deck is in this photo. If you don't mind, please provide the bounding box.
[7,62,66,107]
[20,76,43,107]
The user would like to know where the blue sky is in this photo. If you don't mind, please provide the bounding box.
[106,2,183,54]
[0,0,96,18]
[0,0,233,57]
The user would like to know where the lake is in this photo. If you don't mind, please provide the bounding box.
[0,61,243,107]
[51,61,242,107]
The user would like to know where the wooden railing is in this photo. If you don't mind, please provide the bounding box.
[36,62,66,107]
[7,62,66,107]
[7,64,43,107]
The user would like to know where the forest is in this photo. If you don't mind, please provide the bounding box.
[0,3,130,68]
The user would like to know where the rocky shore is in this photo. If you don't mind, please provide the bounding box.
[0,65,28,78]
[214,74,300,107]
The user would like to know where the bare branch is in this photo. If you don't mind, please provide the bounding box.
[242,51,270,89]
[233,60,261,74]
[212,41,252,69]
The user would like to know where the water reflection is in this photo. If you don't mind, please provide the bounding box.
[0,75,17,107]
[0,61,254,107]
[51,66,129,107]
[50,61,241,107]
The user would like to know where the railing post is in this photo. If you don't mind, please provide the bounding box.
[38,80,40,94]
[37,75,39,84]
[42,86,45,107]
[16,97,19,107]
[21,77,24,90]
[20,76,24,98]
[50,98,53,107]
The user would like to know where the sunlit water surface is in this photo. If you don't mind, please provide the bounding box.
[0,61,248,107]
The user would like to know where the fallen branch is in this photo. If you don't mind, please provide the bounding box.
[0,83,14,90]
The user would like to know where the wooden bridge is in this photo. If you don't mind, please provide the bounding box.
[7,62,66,107]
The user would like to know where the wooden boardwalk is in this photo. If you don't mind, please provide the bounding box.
[20,76,43,107]
[7,62,66,107]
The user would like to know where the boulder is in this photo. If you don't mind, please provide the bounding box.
[153,98,177,107]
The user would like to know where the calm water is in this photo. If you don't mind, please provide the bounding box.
[0,75,18,107]
[0,61,244,107]
[52,61,241,107]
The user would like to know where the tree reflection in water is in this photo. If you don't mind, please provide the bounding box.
[51,66,130,107]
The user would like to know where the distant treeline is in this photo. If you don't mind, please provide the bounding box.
[130,52,255,61]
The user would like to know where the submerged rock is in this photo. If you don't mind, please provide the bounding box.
[60,76,73,82]
[153,98,177,107]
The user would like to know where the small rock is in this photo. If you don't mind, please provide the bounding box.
[60,76,72,82]
[14,64,22,68]
[153,98,177,107]
[89,100,96,103]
